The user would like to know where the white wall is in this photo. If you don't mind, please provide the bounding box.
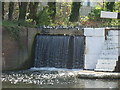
[84,28,105,69]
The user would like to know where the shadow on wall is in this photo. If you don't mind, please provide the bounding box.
[115,56,120,72]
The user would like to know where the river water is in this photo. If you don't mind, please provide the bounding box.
[2,68,120,89]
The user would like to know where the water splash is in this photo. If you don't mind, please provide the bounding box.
[2,69,80,85]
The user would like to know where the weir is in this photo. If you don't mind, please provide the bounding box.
[2,27,120,72]
[34,35,85,69]
[2,28,120,89]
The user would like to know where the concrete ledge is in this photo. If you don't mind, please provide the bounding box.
[37,29,84,35]
[77,70,120,79]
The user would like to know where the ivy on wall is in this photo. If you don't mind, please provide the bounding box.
[5,26,23,48]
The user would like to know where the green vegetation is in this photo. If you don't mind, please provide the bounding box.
[4,24,23,48]
[2,21,18,27]
[35,7,52,26]
[88,2,120,27]
[2,20,36,27]
[3,21,20,41]
[2,2,120,28]
[6,26,20,41]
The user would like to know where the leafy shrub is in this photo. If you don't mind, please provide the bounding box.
[35,7,52,26]
[88,2,119,27]
[88,6,104,21]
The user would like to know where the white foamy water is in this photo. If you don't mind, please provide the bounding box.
[30,67,82,71]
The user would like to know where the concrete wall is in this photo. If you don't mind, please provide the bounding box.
[2,27,31,71]
[2,27,83,71]
[84,28,105,70]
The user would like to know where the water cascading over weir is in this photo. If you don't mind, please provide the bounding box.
[34,35,85,69]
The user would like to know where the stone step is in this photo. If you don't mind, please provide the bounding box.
[95,68,115,71]
[95,59,118,71]
[105,42,119,44]
[99,53,118,56]
[95,30,120,72]
[102,48,118,51]
[100,51,118,53]
[96,59,117,64]
[101,48,118,51]
[103,43,118,47]
[102,47,118,49]
[108,30,120,36]
[104,46,118,48]
[105,40,119,44]
[99,57,118,60]
[99,55,118,59]
[95,64,116,71]
[96,65,116,70]
[107,36,118,40]
[101,50,118,53]
[100,51,118,55]
[102,46,118,50]
[104,41,118,44]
